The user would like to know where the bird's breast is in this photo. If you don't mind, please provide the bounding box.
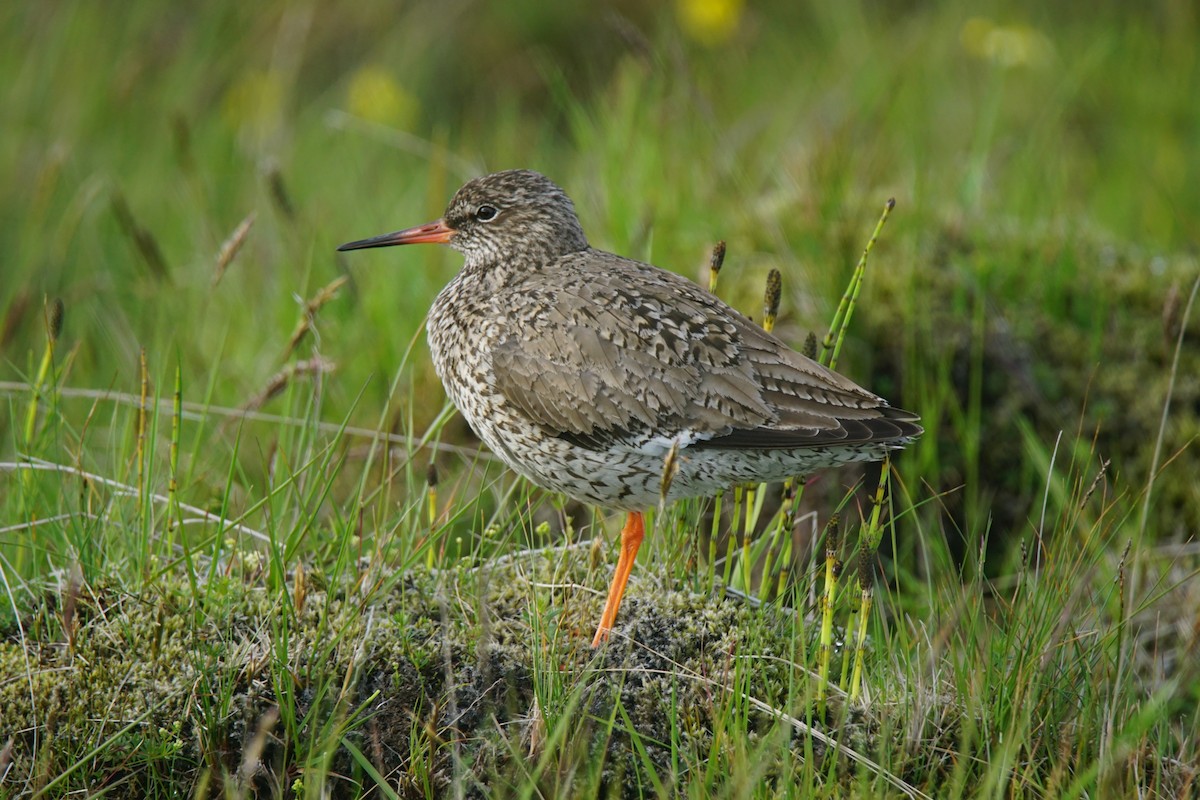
[428,290,492,404]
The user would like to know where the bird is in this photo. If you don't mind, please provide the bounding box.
[338,169,921,647]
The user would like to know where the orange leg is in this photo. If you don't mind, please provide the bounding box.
[591,511,645,647]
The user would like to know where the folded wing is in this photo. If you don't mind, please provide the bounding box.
[489,252,922,452]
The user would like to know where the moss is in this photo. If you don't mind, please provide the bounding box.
[861,225,1200,555]
[0,546,874,797]
[5,529,1197,796]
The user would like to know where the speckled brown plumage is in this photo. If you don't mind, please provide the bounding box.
[339,169,922,645]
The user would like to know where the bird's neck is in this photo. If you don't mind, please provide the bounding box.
[456,243,584,291]
[457,253,521,290]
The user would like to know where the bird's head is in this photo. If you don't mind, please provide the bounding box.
[338,169,589,265]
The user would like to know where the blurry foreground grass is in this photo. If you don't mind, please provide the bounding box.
[2,1,1199,797]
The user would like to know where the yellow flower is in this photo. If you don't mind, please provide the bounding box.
[677,0,744,46]
[346,66,418,129]
[960,17,1053,69]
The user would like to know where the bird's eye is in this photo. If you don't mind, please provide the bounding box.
[475,205,499,222]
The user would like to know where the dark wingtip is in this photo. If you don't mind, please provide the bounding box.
[693,405,923,451]
[882,406,924,439]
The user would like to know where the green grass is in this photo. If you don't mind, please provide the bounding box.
[3,1,1200,797]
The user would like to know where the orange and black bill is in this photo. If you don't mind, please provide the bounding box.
[337,219,455,251]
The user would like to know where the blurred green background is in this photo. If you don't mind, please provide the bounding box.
[3,0,1198,551]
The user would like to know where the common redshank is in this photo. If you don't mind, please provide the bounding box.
[339,170,921,647]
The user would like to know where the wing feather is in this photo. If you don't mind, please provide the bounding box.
[488,251,921,451]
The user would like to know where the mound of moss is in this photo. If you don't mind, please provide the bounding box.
[860,226,1200,550]
[0,549,864,797]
